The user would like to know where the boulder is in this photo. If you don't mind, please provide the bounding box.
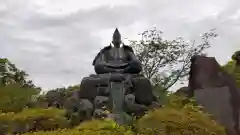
[189,55,240,135]
[195,87,237,134]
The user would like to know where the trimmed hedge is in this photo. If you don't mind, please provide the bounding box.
[0,108,69,134]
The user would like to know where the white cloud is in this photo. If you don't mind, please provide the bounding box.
[0,0,239,90]
[33,0,138,15]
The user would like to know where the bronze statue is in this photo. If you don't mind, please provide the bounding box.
[93,28,142,74]
[74,28,158,124]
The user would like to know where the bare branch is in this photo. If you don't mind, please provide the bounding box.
[130,27,217,90]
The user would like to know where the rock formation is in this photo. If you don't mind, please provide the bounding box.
[188,55,240,135]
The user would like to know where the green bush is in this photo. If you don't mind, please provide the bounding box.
[0,84,39,113]
[19,95,226,135]
[0,108,69,134]
[136,95,226,135]
[222,60,240,88]
[21,119,133,135]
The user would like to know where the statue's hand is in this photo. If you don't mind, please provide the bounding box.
[115,69,124,73]
[105,61,129,68]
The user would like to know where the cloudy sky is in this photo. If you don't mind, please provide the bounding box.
[0,0,239,90]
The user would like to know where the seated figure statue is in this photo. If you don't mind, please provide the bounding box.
[79,28,155,106]
[93,28,142,74]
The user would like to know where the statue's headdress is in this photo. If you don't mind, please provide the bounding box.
[112,28,121,42]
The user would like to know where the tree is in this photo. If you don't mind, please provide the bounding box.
[222,53,240,88]
[222,60,235,73]
[44,84,80,108]
[130,27,217,90]
[0,58,39,89]
[0,58,14,85]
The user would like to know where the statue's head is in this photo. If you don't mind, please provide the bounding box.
[112,28,122,48]
[232,51,240,65]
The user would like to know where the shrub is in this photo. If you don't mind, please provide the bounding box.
[21,119,134,135]
[11,95,227,135]
[0,108,69,134]
[222,60,240,88]
[136,94,226,135]
[0,84,39,113]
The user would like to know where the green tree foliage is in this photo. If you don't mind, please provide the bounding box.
[0,58,41,112]
[0,58,39,89]
[43,84,80,108]
[130,27,217,90]
[45,88,67,108]
[222,60,235,73]
[0,58,15,85]
[152,84,169,103]
[222,59,240,88]
[0,84,40,113]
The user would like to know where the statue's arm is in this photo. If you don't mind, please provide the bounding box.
[128,52,140,62]
[124,51,142,73]
[93,52,105,65]
[93,52,118,74]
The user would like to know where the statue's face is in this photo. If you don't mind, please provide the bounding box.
[112,40,121,48]
[112,28,122,48]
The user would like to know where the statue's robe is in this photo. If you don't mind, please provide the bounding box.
[79,45,154,105]
[92,45,142,74]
